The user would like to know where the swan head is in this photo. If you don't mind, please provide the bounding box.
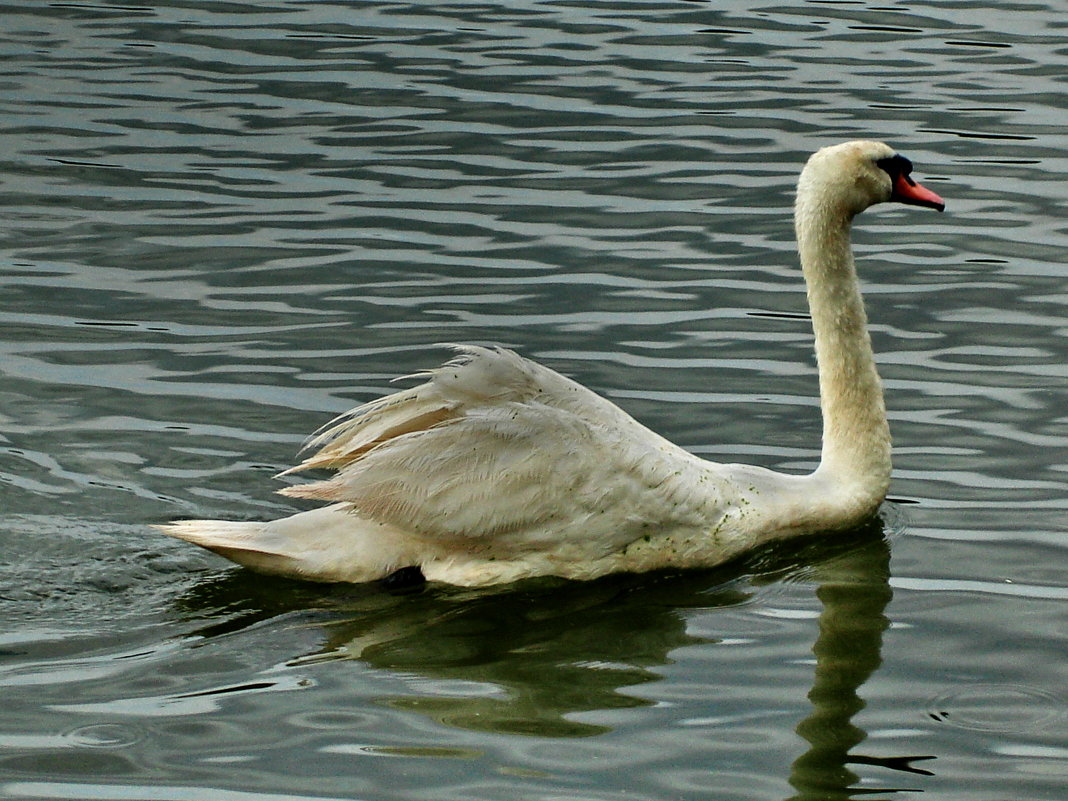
[797,140,945,219]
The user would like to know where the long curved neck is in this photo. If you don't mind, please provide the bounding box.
[795,196,891,503]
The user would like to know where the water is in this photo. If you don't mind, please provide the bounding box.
[2,1,1067,798]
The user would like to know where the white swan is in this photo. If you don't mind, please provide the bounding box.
[158,141,945,587]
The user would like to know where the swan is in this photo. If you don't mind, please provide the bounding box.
[158,140,945,587]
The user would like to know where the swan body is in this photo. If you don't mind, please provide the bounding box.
[158,141,944,586]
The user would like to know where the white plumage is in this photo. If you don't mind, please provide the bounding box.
[158,141,944,586]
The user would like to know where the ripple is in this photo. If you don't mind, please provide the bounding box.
[928,684,1066,733]
[286,710,379,731]
[324,744,482,760]
[63,723,142,749]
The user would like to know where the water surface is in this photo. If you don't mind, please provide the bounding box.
[2,2,1067,799]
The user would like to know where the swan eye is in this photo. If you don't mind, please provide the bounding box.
[876,154,916,187]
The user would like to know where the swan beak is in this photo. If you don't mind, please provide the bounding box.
[891,173,945,212]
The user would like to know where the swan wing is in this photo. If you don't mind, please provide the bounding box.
[279,346,725,557]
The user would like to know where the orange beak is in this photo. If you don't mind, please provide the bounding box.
[891,173,945,212]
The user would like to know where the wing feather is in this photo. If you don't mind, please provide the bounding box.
[280,345,549,475]
[278,346,725,557]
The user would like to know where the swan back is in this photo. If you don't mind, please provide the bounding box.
[279,346,734,566]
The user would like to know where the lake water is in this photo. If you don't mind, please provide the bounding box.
[2,1,1067,799]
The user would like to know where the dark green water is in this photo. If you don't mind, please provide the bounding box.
[2,2,1067,799]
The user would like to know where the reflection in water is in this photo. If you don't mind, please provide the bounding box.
[183,517,932,797]
[786,534,935,800]
[320,572,743,739]
[181,565,744,736]
[304,570,750,738]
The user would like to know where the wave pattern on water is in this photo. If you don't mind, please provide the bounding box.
[2,1,1068,800]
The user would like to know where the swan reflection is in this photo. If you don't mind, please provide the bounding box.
[182,520,934,793]
[294,568,747,738]
[784,529,935,799]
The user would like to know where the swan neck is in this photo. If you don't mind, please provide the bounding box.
[796,200,890,505]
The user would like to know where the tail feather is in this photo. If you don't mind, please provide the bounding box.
[154,519,306,578]
[154,505,423,584]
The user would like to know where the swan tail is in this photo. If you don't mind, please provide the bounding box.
[154,505,415,583]
[154,519,312,578]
